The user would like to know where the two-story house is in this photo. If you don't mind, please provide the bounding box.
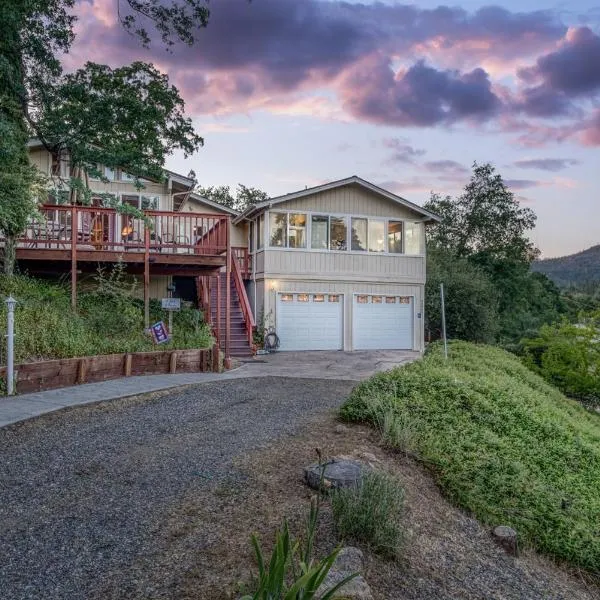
[234,176,439,352]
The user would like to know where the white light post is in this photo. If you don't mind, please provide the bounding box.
[5,296,17,395]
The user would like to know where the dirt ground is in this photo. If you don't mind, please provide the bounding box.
[106,409,599,600]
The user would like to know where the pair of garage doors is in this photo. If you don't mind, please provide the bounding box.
[276,292,414,351]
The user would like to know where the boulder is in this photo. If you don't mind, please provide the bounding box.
[304,458,369,491]
[317,547,373,600]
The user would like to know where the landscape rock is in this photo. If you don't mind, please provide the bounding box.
[317,547,373,600]
[493,525,519,556]
[304,458,369,490]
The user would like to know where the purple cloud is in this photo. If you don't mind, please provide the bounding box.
[422,160,469,174]
[383,137,426,164]
[341,58,501,127]
[505,179,542,190]
[513,158,580,171]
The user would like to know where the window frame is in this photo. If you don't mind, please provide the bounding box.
[264,209,425,256]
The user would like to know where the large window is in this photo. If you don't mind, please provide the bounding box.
[257,215,264,250]
[269,212,287,247]
[388,221,403,253]
[311,215,329,249]
[368,220,385,252]
[288,213,307,248]
[330,217,347,251]
[351,218,367,251]
[404,222,423,255]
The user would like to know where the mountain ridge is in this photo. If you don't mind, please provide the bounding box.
[532,244,600,287]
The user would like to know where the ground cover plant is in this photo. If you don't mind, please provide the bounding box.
[340,341,600,576]
[0,273,212,363]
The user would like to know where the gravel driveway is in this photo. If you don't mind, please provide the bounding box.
[0,377,356,600]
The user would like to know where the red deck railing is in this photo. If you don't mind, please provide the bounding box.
[232,246,250,278]
[16,204,229,255]
[232,252,255,348]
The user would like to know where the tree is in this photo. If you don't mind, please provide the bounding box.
[197,184,269,212]
[425,162,538,264]
[425,249,499,343]
[423,163,565,346]
[0,1,211,274]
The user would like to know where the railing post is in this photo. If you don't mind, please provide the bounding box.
[144,227,150,329]
[71,204,77,310]
[216,273,221,348]
[225,217,231,368]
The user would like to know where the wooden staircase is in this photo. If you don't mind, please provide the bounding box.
[208,272,254,358]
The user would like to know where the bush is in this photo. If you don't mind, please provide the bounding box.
[426,249,499,343]
[331,471,405,560]
[341,341,600,575]
[521,311,600,406]
[0,273,212,363]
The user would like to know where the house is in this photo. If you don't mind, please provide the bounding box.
[23,141,250,362]
[233,176,439,352]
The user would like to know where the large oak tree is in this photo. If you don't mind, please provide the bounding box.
[0,1,211,274]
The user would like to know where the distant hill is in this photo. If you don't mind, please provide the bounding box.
[532,244,600,287]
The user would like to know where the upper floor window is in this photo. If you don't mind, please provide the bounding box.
[351,218,367,251]
[388,221,403,253]
[104,166,116,181]
[404,222,423,255]
[121,171,135,182]
[368,220,385,253]
[257,215,264,250]
[311,215,328,249]
[269,212,288,247]
[330,216,347,251]
[269,212,307,248]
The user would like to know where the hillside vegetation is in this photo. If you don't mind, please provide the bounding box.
[341,341,600,575]
[532,244,600,287]
[0,274,212,364]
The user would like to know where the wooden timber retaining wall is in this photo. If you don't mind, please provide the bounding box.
[0,346,220,395]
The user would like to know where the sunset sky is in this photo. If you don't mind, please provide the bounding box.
[70,0,600,258]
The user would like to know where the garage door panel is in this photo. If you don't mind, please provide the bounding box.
[353,296,413,350]
[277,294,343,351]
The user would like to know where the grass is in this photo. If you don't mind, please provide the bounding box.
[0,273,212,364]
[340,341,600,576]
[330,471,405,560]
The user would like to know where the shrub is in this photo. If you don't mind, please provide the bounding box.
[0,273,212,363]
[330,471,405,560]
[341,341,600,575]
[521,312,600,406]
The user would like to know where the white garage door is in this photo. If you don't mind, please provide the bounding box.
[353,294,413,350]
[276,293,343,351]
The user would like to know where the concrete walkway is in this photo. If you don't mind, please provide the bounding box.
[0,349,419,428]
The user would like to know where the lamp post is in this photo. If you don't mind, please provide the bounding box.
[5,296,17,395]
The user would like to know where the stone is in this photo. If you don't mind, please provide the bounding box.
[304,458,369,491]
[316,547,373,600]
[493,525,519,556]
[334,424,348,434]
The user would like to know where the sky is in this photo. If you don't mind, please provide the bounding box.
[69,0,600,258]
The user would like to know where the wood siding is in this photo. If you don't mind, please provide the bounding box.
[262,250,424,283]
[275,183,424,219]
[257,278,424,351]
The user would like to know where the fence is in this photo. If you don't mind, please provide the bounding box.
[0,346,220,395]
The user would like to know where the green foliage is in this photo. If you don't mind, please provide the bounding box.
[1,1,209,263]
[197,183,268,213]
[425,162,538,264]
[38,61,202,184]
[341,342,600,575]
[242,491,357,600]
[424,163,565,346]
[331,471,405,560]
[0,273,212,363]
[426,249,499,343]
[521,312,600,406]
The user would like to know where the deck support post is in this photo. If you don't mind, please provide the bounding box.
[71,205,77,310]
[144,227,150,329]
[216,273,221,350]
[225,217,231,368]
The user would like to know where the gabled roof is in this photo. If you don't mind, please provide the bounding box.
[233,175,440,224]
[185,192,239,216]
